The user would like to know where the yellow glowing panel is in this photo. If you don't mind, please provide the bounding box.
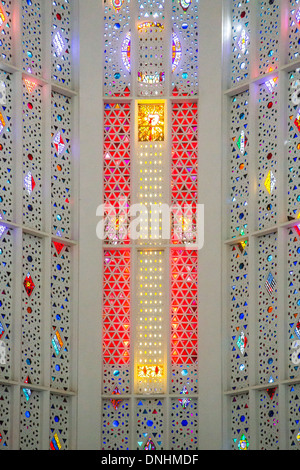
[137,365,164,378]
[264,170,276,195]
[138,103,164,142]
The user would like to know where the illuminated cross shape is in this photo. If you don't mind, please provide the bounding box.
[138,103,164,142]
[147,114,160,127]
[53,30,66,57]
[53,131,66,155]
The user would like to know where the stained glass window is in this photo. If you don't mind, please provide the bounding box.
[225,0,300,451]
[101,0,199,450]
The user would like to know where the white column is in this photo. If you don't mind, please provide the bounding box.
[197,0,224,450]
[76,0,103,450]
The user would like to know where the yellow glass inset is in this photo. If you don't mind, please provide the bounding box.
[264,169,276,195]
[137,364,164,378]
[138,103,164,142]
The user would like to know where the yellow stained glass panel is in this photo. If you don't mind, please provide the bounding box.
[138,103,164,142]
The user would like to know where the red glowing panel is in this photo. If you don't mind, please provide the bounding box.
[171,102,198,244]
[103,103,131,244]
[171,249,198,365]
[103,249,130,365]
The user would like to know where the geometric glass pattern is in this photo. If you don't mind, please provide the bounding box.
[104,0,131,97]
[257,79,278,230]
[22,81,43,231]
[50,242,71,391]
[171,398,198,450]
[136,399,164,451]
[259,1,279,75]
[229,91,250,238]
[257,233,278,385]
[137,17,166,97]
[287,69,300,220]
[230,0,251,86]
[51,0,72,88]
[0,71,13,221]
[103,102,131,244]
[258,388,279,450]
[22,0,43,76]
[171,102,198,244]
[51,92,72,239]
[171,249,198,366]
[288,383,300,449]
[0,1,13,64]
[22,234,43,386]
[288,1,300,62]
[287,227,300,379]
[171,0,199,97]
[136,250,164,395]
[49,394,70,450]
[102,399,130,450]
[229,241,249,390]
[103,250,130,366]
[231,393,250,450]
[0,227,13,381]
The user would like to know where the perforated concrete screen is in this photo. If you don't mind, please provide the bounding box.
[2,0,300,452]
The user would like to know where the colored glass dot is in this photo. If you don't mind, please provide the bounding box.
[25,411,30,418]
